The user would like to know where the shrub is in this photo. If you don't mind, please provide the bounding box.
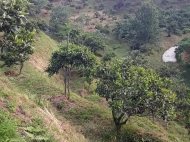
[94,11,101,18]
[95,24,110,34]
[99,16,106,22]
[175,38,190,66]
[109,9,117,15]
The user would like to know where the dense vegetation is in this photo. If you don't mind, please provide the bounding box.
[1,0,190,142]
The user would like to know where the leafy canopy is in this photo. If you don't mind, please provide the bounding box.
[175,38,190,65]
[49,6,70,34]
[96,59,176,129]
[45,43,97,76]
[115,0,160,48]
[0,0,29,34]
[0,0,35,73]
[56,25,106,54]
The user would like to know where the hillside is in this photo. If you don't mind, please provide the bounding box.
[1,0,190,142]
[0,32,189,142]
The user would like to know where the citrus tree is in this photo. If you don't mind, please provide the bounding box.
[96,59,176,132]
[0,0,35,74]
[45,43,97,99]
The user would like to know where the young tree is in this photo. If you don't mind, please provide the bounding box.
[0,0,35,74]
[96,59,176,133]
[45,42,97,99]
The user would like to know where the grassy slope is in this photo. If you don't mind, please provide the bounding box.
[0,32,190,141]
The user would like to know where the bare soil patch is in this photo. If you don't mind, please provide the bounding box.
[4,71,19,77]
[0,101,5,108]
[13,105,31,123]
[182,51,190,63]
[76,89,88,97]
[29,56,47,72]
[47,95,75,111]
[70,71,80,78]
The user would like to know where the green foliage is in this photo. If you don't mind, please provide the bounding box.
[0,29,35,68]
[74,14,90,26]
[95,24,110,34]
[130,50,148,67]
[0,109,24,142]
[102,52,116,63]
[94,11,101,18]
[0,0,36,73]
[29,0,52,16]
[24,117,56,142]
[155,63,181,79]
[46,43,97,98]
[115,0,160,49]
[46,43,97,76]
[49,6,70,34]
[175,38,190,66]
[57,26,106,54]
[6,102,16,112]
[0,0,29,34]
[160,6,190,36]
[119,124,161,142]
[96,59,176,130]
[25,18,48,32]
[171,82,190,131]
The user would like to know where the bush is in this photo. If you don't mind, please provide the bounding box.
[26,19,48,32]
[95,24,110,34]
[109,9,117,15]
[94,11,101,18]
[175,38,190,66]
[139,44,153,55]
[99,16,106,22]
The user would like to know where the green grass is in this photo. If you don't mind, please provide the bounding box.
[1,31,190,142]
[106,38,130,57]
[10,63,63,96]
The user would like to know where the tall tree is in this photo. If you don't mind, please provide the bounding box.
[134,0,160,45]
[115,0,160,48]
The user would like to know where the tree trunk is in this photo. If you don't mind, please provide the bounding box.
[115,123,122,141]
[64,67,67,96]
[65,32,70,98]
[67,67,71,100]
[19,62,24,74]
[152,110,155,123]
[167,29,171,37]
